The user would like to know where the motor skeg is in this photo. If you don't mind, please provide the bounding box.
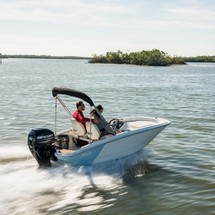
[27,128,56,167]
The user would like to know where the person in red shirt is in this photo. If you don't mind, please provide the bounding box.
[72,101,90,128]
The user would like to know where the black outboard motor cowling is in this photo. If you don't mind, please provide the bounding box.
[28,128,56,167]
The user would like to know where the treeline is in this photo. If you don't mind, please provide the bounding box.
[89,49,186,66]
[0,54,90,60]
[183,56,215,62]
[1,52,214,64]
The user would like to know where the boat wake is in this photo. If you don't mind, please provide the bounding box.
[0,145,159,215]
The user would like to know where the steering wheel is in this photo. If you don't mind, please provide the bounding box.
[109,118,120,129]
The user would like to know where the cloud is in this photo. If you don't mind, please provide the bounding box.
[1,0,214,56]
[1,0,214,30]
[0,0,130,26]
[164,7,215,22]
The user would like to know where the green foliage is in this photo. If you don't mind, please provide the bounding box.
[89,49,186,66]
[183,56,215,62]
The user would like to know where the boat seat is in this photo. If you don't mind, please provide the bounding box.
[71,118,86,136]
[86,122,101,141]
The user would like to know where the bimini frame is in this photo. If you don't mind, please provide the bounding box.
[52,87,115,137]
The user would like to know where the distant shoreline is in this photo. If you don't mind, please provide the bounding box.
[0,52,215,64]
[0,54,90,60]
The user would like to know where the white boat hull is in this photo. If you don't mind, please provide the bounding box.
[55,117,170,166]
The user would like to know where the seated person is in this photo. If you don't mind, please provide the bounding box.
[72,101,90,128]
[90,105,103,117]
[90,105,103,129]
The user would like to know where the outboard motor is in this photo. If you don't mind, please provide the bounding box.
[28,128,56,167]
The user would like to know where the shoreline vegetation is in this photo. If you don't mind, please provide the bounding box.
[1,49,215,66]
[89,49,185,66]
[0,54,90,60]
[89,49,215,66]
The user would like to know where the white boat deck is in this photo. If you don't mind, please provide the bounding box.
[120,119,157,131]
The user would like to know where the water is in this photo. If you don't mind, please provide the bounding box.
[0,59,214,215]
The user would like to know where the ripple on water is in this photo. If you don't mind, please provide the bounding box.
[0,59,214,215]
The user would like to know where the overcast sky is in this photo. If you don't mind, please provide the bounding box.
[0,0,214,57]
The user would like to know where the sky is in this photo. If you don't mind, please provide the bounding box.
[0,0,215,57]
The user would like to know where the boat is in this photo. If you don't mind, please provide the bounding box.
[28,87,170,167]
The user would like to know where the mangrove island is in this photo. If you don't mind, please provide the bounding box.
[89,49,186,66]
